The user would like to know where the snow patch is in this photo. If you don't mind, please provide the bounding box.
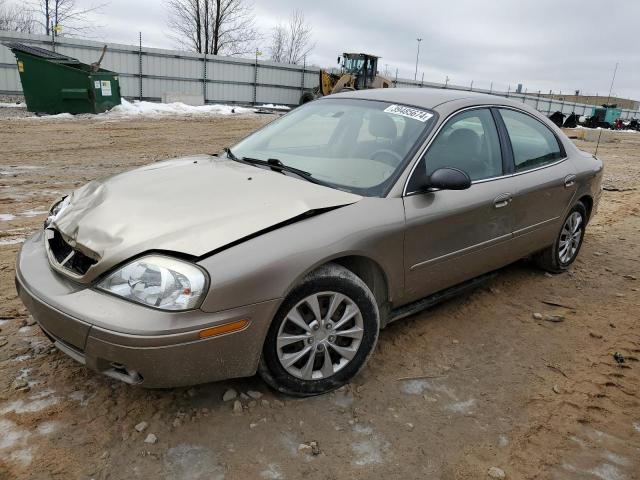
[19,209,48,218]
[604,451,631,467]
[105,98,255,119]
[260,463,283,479]
[68,391,90,407]
[0,238,25,246]
[23,113,74,121]
[165,444,225,480]
[0,390,59,414]
[401,379,428,395]
[11,354,32,362]
[36,421,59,435]
[351,440,384,466]
[445,398,476,414]
[0,102,26,108]
[589,463,625,480]
[259,104,290,111]
[0,419,30,450]
[0,214,16,221]
[10,449,33,466]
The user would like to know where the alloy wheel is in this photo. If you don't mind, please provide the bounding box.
[559,211,583,264]
[276,291,364,380]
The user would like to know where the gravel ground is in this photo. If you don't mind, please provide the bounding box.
[0,108,638,480]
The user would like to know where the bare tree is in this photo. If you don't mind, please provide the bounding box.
[166,0,260,56]
[268,10,313,65]
[31,0,104,36]
[0,0,37,33]
[268,23,287,63]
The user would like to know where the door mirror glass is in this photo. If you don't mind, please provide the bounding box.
[428,167,471,190]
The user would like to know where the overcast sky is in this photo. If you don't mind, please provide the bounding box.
[79,0,640,99]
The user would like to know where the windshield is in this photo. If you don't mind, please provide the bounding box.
[231,98,436,196]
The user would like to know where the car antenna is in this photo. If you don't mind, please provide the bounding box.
[594,61,619,157]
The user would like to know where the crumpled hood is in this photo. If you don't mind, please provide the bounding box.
[51,155,361,279]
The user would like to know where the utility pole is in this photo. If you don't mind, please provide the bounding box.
[414,38,422,81]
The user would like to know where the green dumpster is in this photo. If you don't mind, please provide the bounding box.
[3,43,121,115]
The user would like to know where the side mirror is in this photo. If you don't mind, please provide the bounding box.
[426,167,472,190]
[337,56,341,64]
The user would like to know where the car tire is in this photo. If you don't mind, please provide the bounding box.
[534,202,587,273]
[258,263,380,397]
[299,92,315,104]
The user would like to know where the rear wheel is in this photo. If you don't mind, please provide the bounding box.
[535,202,587,273]
[258,264,379,396]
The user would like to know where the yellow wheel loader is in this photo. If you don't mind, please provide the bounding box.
[300,53,392,104]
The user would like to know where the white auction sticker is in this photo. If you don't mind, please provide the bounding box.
[100,80,112,96]
[383,104,433,122]
[94,80,101,89]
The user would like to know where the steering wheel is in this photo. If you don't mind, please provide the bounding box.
[370,149,403,167]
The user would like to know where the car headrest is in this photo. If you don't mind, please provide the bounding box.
[447,128,480,157]
[369,113,397,140]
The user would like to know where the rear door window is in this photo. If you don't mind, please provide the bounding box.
[499,109,564,172]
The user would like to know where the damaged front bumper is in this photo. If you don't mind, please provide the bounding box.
[15,232,279,388]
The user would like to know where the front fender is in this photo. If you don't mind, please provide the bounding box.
[197,197,405,314]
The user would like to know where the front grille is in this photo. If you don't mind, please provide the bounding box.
[46,229,98,276]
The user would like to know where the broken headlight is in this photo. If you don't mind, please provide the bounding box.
[96,255,208,311]
[44,196,70,229]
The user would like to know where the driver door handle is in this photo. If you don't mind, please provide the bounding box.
[564,174,577,188]
[493,193,513,209]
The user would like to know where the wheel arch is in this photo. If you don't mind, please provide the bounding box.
[578,194,593,223]
[282,253,392,326]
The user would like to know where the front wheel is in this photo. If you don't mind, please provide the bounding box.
[258,263,379,396]
[535,202,587,273]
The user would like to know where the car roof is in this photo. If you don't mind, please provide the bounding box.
[329,87,522,111]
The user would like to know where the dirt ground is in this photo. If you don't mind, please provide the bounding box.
[0,111,638,480]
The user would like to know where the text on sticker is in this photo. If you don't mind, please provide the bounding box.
[383,104,433,122]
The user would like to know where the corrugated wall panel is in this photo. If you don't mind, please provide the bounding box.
[0,31,638,116]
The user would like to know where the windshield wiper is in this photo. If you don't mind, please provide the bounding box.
[226,149,323,186]
[225,147,239,161]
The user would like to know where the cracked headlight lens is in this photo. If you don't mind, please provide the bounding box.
[96,255,207,311]
[44,196,70,229]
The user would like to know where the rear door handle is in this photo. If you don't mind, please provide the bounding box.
[564,174,577,188]
[493,193,512,209]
